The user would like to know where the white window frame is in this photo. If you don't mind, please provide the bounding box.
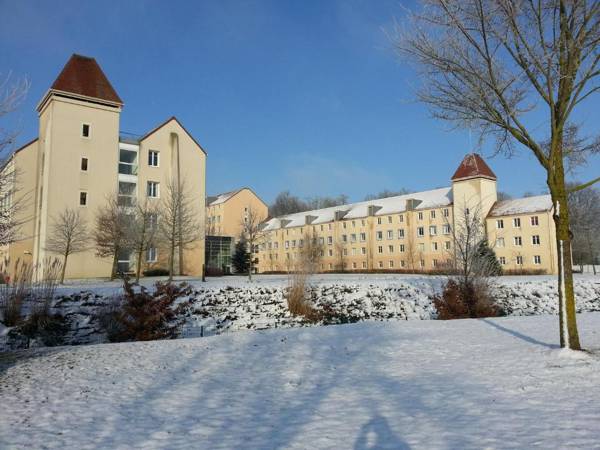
[79,191,88,207]
[147,247,158,263]
[80,156,89,172]
[147,181,160,198]
[81,122,91,139]
[148,150,160,167]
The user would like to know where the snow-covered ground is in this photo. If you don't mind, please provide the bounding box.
[1,273,598,351]
[1,313,600,449]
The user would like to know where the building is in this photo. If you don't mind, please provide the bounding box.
[1,54,206,279]
[255,154,557,274]
[206,188,268,238]
[205,187,268,273]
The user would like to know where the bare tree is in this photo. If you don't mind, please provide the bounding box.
[334,239,347,271]
[45,208,88,283]
[0,74,30,247]
[128,200,159,282]
[239,205,265,281]
[569,185,600,274]
[298,231,324,274]
[364,188,412,201]
[158,178,202,281]
[395,0,600,349]
[93,195,130,280]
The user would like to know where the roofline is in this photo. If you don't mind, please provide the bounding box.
[139,116,207,155]
[0,137,39,172]
[13,137,39,155]
[207,187,268,208]
[36,89,123,113]
[451,174,497,182]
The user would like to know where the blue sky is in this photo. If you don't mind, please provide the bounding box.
[1,0,599,203]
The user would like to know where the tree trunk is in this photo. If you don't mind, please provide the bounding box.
[61,253,68,284]
[110,250,118,281]
[136,247,143,283]
[550,173,582,350]
[168,239,175,282]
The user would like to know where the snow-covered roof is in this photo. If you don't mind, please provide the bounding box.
[489,194,552,217]
[261,187,453,231]
[207,189,241,206]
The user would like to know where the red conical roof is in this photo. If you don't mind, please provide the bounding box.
[50,54,122,104]
[451,153,496,181]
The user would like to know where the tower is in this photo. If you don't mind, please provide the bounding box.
[33,54,123,276]
[451,153,498,223]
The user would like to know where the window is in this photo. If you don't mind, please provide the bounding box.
[147,247,158,263]
[442,224,451,235]
[400,260,406,268]
[430,210,436,219]
[327,236,333,245]
[387,230,394,240]
[417,227,424,237]
[361,247,367,255]
[343,222,347,229]
[513,217,521,228]
[148,150,159,167]
[352,262,357,269]
[147,181,159,198]
[291,240,296,248]
[342,234,347,243]
[388,216,393,223]
[118,181,136,206]
[343,248,348,256]
[377,217,382,225]
[362,261,367,269]
[514,236,522,246]
[352,221,356,227]
[328,223,332,230]
[433,259,438,267]
[531,216,539,226]
[360,233,366,242]
[119,149,138,175]
[350,233,357,243]
[432,242,438,251]
[81,123,90,138]
[418,212,423,221]
[389,260,394,268]
[398,229,405,239]
[328,249,333,256]
[388,245,394,253]
[499,256,506,265]
[329,263,333,270]
[318,237,324,245]
[285,241,289,249]
[399,214,404,223]
[352,248,358,256]
[532,235,541,245]
[418,243,425,252]
[445,241,451,250]
[429,225,437,236]
[516,255,523,265]
[378,246,383,254]
[400,244,405,252]
[79,191,87,206]
[443,208,449,217]
[420,260,425,268]
[496,219,504,229]
[533,255,541,265]
[378,261,384,269]
[81,157,88,171]
[376,231,383,241]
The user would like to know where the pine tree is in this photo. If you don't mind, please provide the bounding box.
[476,240,502,276]
[232,240,249,274]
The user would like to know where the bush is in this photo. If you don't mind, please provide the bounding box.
[205,267,224,277]
[286,273,323,323]
[18,311,69,347]
[433,279,503,320]
[142,268,170,277]
[502,269,547,276]
[107,278,191,342]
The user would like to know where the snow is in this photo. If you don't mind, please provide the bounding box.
[262,187,453,230]
[1,313,600,449]
[206,189,240,206]
[489,194,553,216]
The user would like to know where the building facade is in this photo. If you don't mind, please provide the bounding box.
[1,54,206,279]
[255,154,558,275]
[205,187,268,273]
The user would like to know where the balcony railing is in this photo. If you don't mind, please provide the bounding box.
[118,163,138,176]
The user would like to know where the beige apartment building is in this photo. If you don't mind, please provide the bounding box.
[206,187,268,238]
[1,54,206,279]
[255,154,558,274]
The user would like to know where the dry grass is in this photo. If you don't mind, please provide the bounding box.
[286,272,322,323]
